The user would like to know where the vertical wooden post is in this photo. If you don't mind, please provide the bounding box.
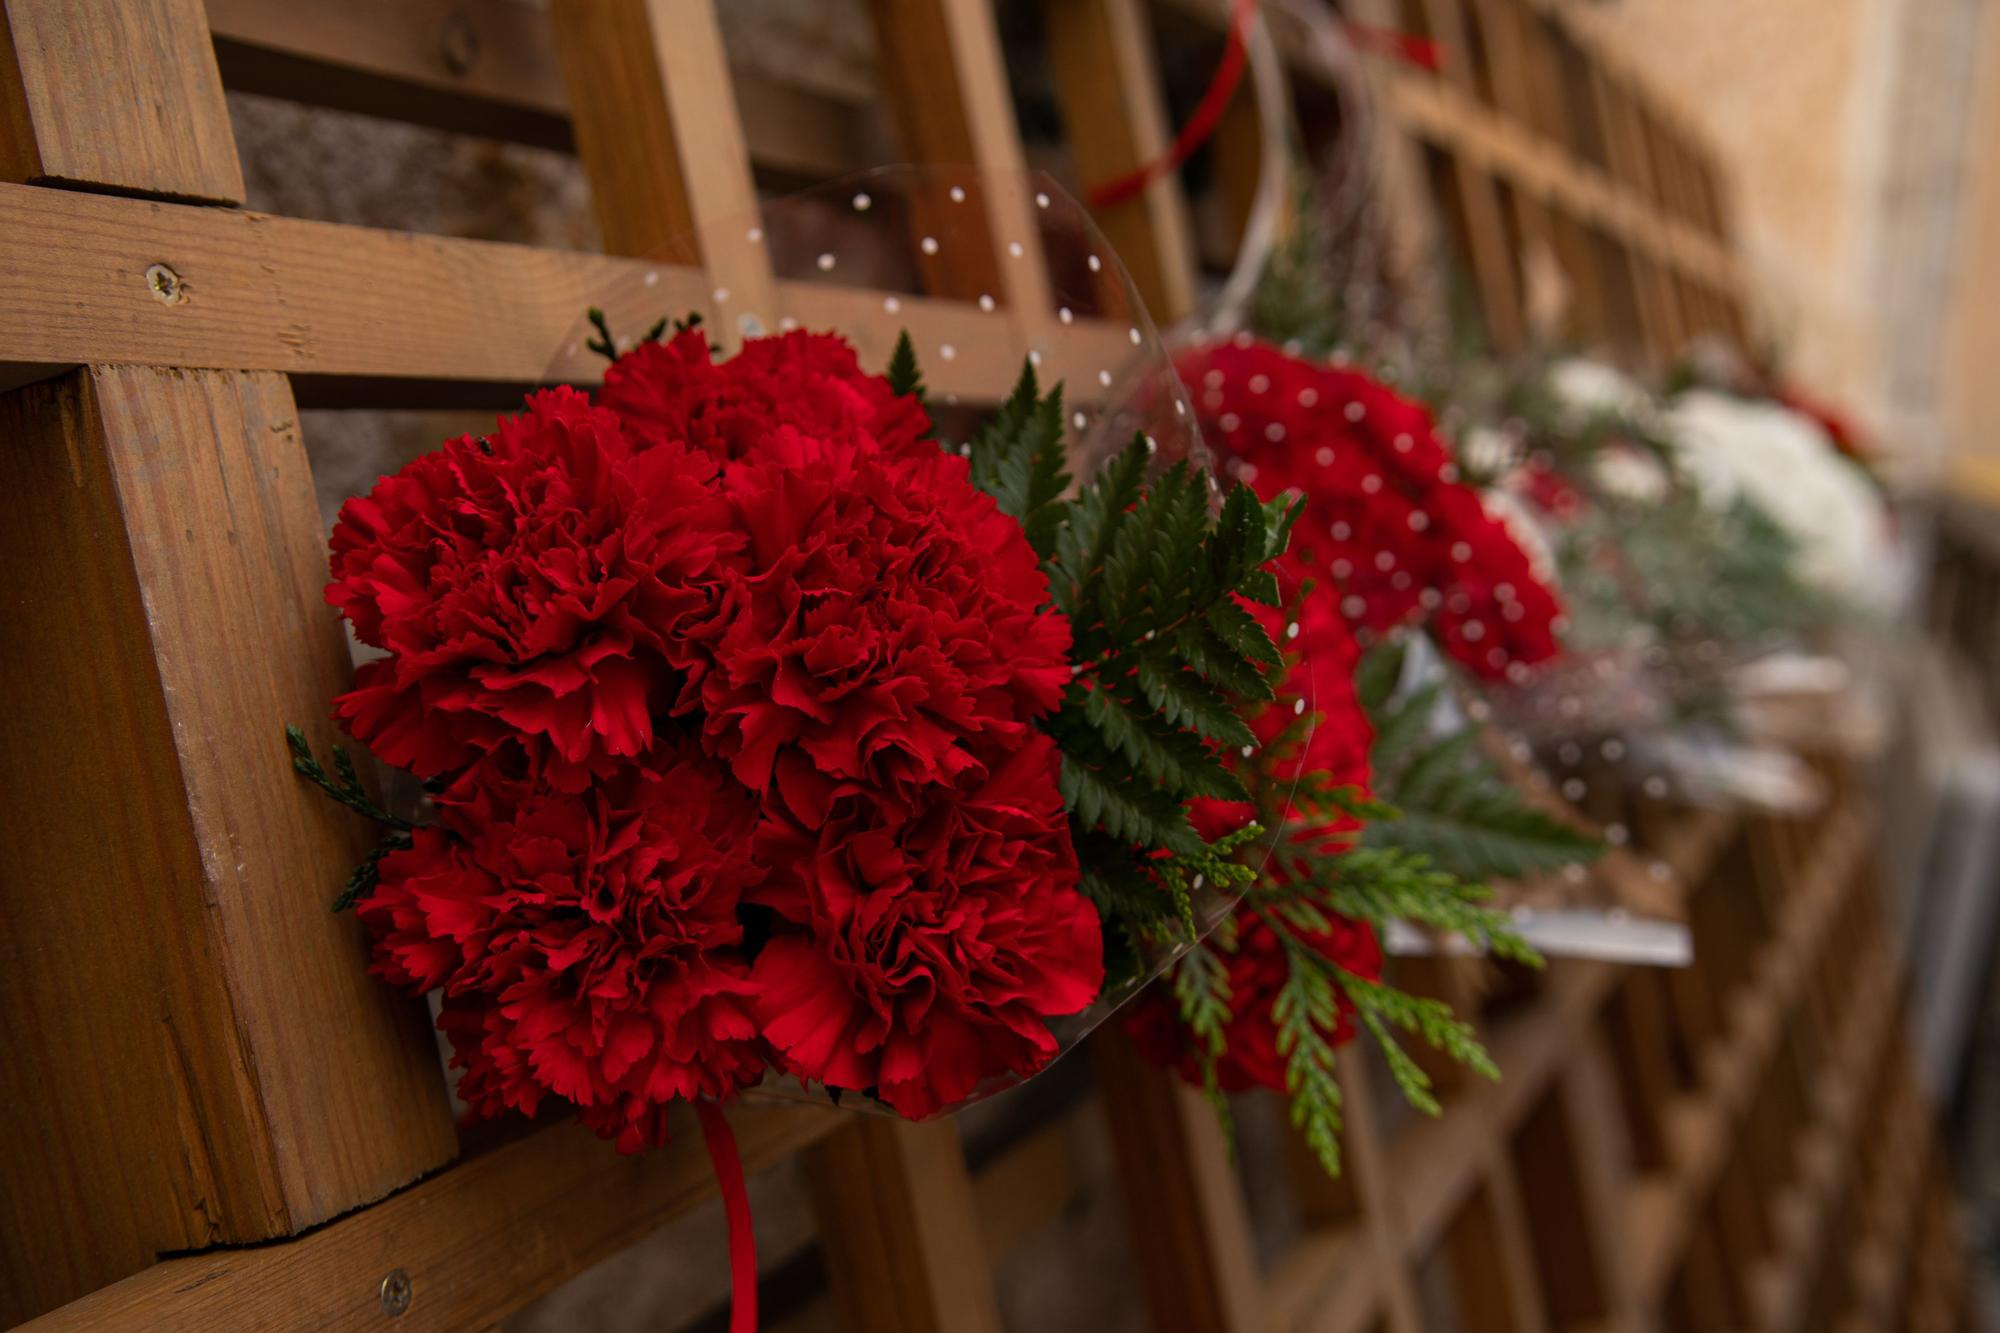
[1338,1051,1427,1332]
[1343,0,1446,305]
[1415,0,1525,350]
[549,0,776,338]
[1441,1170,1548,1333]
[1044,0,1198,321]
[805,1117,1004,1333]
[870,0,1054,325]
[0,367,459,1322]
[1094,1032,1264,1333]
[0,0,242,201]
[0,6,460,1320]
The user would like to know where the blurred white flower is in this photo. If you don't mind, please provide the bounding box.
[1546,358,1651,423]
[1664,390,1896,608]
[1592,443,1670,503]
[1460,424,1518,476]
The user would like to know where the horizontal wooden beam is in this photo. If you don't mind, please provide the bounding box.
[0,182,1137,406]
[0,0,244,202]
[202,0,869,179]
[23,1105,843,1332]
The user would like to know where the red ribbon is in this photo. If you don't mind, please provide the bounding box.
[696,1099,757,1333]
[1340,18,1443,71]
[1084,2,1442,211]
[1088,0,1260,209]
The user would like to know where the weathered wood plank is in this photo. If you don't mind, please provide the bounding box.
[0,0,242,201]
[551,0,770,330]
[1044,0,1198,321]
[807,1118,1004,1333]
[0,366,457,1322]
[203,0,869,178]
[1095,1031,1263,1333]
[21,1105,841,1332]
[0,183,1138,403]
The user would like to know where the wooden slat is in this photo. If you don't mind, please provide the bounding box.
[204,0,869,179]
[1160,0,1743,305]
[0,0,242,202]
[1045,0,1198,321]
[1745,945,1899,1333]
[22,1105,841,1332]
[550,0,769,329]
[204,0,571,148]
[0,366,458,1323]
[0,182,1137,404]
[971,1113,1079,1265]
[806,1118,1003,1333]
[1270,1053,1424,1333]
[871,0,1056,327]
[1095,1030,1263,1333]
[1627,807,1871,1304]
[1390,960,1615,1252]
[1440,1169,1547,1333]
[1509,1077,1614,1328]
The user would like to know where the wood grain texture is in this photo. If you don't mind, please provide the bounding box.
[0,182,1160,402]
[1094,1030,1262,1333]
[22,1105,841,1332]
[868,0,1052,325]
[550,0,775,346]
[547,0,696,262]
[0,366,455,1322]
[0,0,242,201]
[0,183,1141,405]
[1438,1176,1536,1333]
[1044,0,1198,322]
[203,0,869,178]
[806,1117,1003,1333]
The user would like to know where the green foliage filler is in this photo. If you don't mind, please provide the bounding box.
[919,336,1302,983]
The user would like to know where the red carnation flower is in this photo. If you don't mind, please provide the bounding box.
[359,741,765,1152]
[748,734,1102,1118]
[326,388,740,789]
[1180,341,1564,680]
[1129,904,1382,1093]
[602,327,932,465]
[693,418,1072,826]
[1519,458,1585,520]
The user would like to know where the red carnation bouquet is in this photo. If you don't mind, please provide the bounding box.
[1181,338,1566,680]
[1124,338,1603,1168]
[293,173,1606,1236]
[293,315,1311,1153]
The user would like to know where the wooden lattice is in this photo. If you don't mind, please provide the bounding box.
[0,2,1973,1331]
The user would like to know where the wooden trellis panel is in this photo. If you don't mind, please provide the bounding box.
[0,1,1977,1330]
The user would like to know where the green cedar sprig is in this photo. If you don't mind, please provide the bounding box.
[286,727,411,831]
[1166,604,1602,1178]
[330,831,413,914]
[584,307,701,363]
[285,727,416,912]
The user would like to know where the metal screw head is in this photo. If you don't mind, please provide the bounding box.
[145,264,184,304]
[440,12,480,75]
[379,1268,413,1317]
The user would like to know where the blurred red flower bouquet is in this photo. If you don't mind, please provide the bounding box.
[293,319,1303,1150]
[1129,338,1594,1171]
